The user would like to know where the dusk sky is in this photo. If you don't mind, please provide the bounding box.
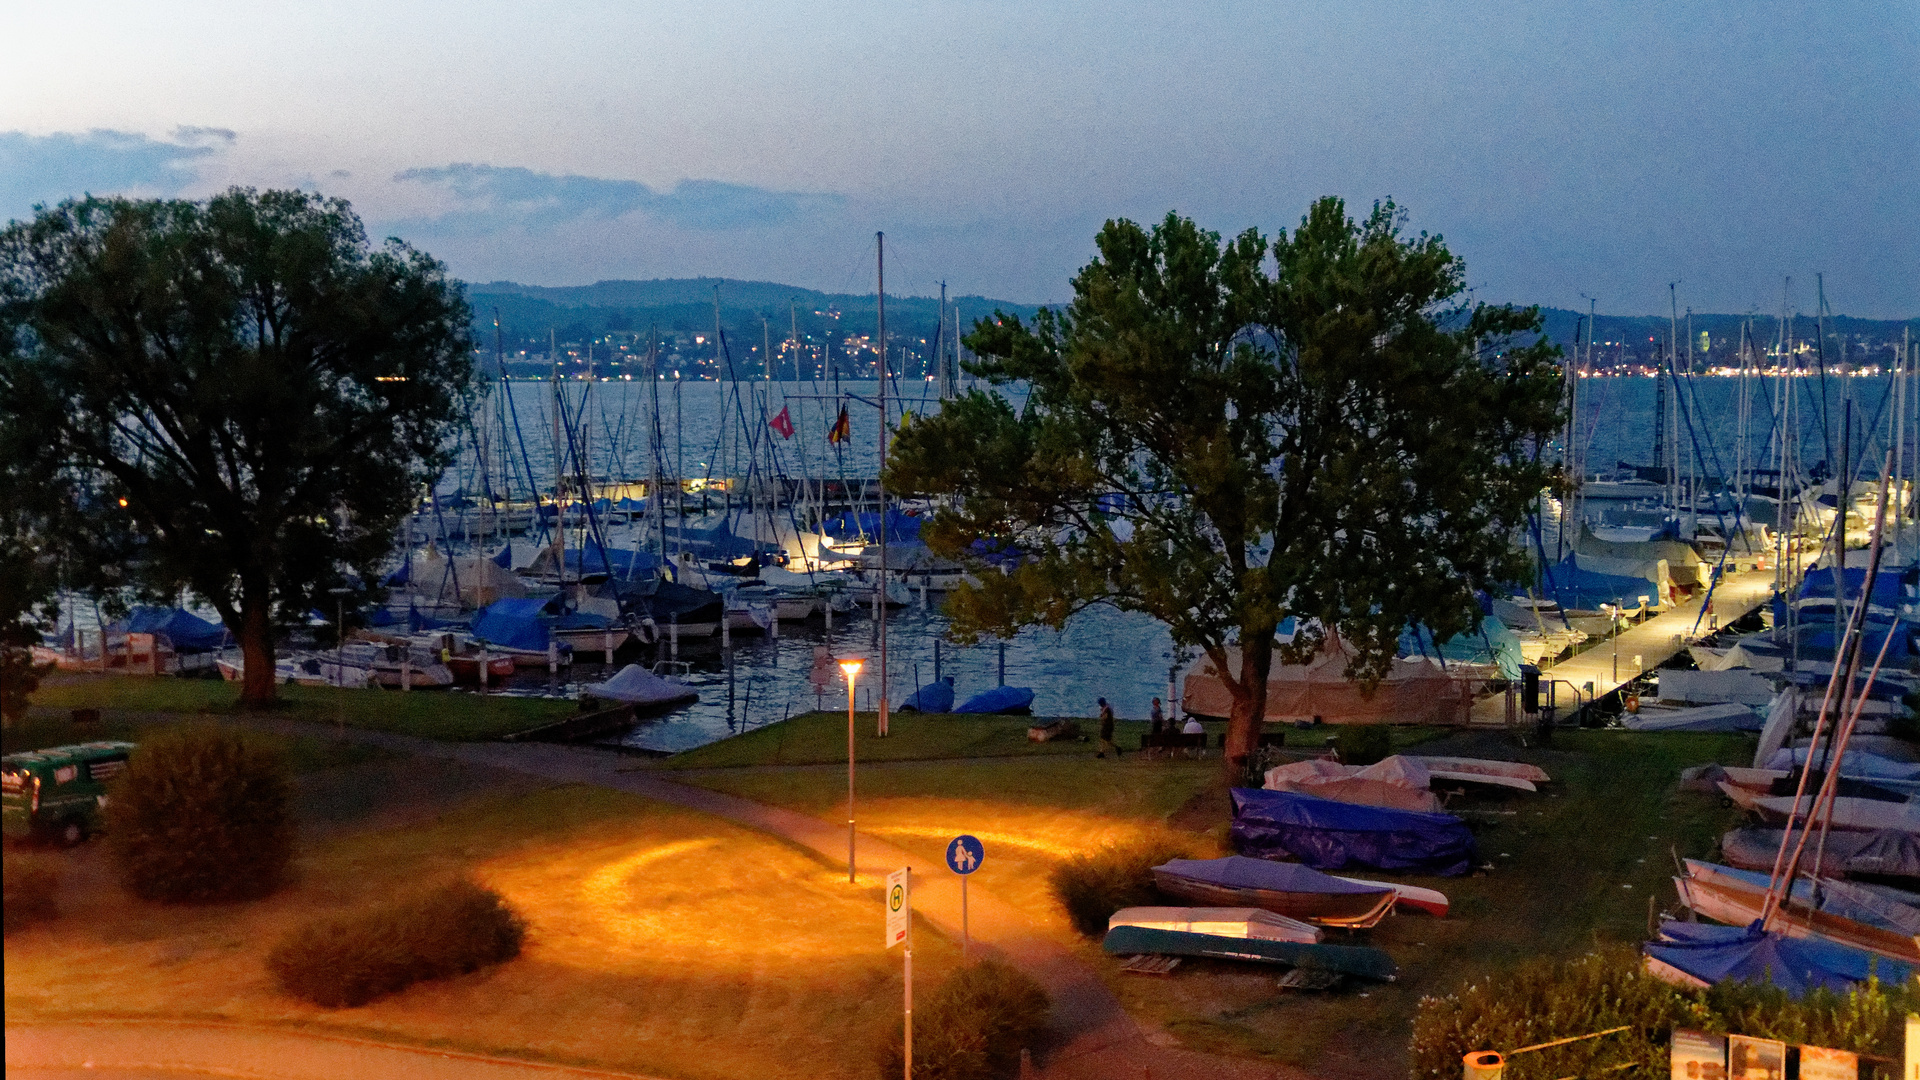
[3,0,1915,316]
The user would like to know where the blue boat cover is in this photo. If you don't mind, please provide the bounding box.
[1399,616,1523,680]
[1798,567,1909,607]
[1535,554,1662,612]
[124,607,230,652]
[492,545,514,568]
[567,541,661,580]
[1230,788,1479,876]
[820,509,922,543]
[953,685,1036,714]
[1154,855,1393,896]
[469,598,554,652]
[1644,920,1912,998]
[901,677,955,713]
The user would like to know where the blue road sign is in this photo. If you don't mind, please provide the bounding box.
[946,834,984,875]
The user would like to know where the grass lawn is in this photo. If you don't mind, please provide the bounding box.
[4,784,961,1080]
[3,707,393,775]
[24,672,576,742]
[682,727,1755,1079]
[661,709,1159,769]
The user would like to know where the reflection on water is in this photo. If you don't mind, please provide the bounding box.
[498,603,1177,754]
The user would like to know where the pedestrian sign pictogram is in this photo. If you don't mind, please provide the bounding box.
[886,867,910,947]
[946,834,984,875]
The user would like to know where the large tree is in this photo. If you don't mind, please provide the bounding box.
[0,188,475,707]
[886,198,1563,775]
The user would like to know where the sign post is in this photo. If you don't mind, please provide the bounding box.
[886,867,911,1080]
[946,834,985,959]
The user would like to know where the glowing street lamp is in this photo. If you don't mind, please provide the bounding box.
[840,658,863,883]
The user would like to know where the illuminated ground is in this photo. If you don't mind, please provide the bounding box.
[5,783,962,1080]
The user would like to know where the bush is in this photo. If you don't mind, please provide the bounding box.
[267,877,526,1007]
[1410,947,1919,1079]
[1331,724,1392,766]
[105,725,293,902]
[875,960,1051,1080]
[3,850,59,933]
[1047,836,1193,937]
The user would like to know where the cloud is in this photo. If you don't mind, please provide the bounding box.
[1,129,226,220]
[391,163,843,233]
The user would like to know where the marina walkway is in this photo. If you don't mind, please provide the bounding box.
[1472,566,1780,724]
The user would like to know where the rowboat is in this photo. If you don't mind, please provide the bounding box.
[1719,783,1920,833]
[1673,858,1920,965]
[1102,925,1398,981]
[1108,906,1322,944]
[1406,756,1550,784]
[1152,857,1398,928]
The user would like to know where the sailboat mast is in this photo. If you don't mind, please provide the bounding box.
[876,231,890,729]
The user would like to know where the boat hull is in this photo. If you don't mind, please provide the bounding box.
[1152,869,1397,928]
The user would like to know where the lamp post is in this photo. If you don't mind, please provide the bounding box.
[840,658,863,883]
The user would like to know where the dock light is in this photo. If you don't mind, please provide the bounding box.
[841,659,863,882]
[117,498,128,507]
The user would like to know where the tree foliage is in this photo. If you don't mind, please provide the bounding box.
[0,188,476,706]
[105,725,294,903]
[886,198,1563,770]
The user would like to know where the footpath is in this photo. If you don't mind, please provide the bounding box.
[8,714,1303,1080]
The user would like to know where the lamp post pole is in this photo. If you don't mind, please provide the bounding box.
[841,659,863,882]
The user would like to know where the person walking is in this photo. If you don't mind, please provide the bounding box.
[1096,698,1118,758]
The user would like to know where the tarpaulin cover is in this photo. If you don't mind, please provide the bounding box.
[1619,703,1762,732]
[1765,747,1920,782]
[1153,856,1392,896]
[1644,920,1911,998]
[953,685,1035,714]
[1798,566,1910,607]
[1229,788,1478,876]
[583,664,697,707]
[820,509,922,543]
[1399,616,1524,680]
[469,598,554,652]
[1101,925,1399,981]
[1535,554,1664,611]
[1263,755,1442,813]
[1181,637,1471,726]
[1656,669,1776,707]
[900,677,955,713]
[527,539,661,580]
[124,607,229,651]
[1720,828,1920,881]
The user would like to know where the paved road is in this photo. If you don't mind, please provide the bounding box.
[13,713,1302,1080]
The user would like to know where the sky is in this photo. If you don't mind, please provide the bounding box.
[2,0,1916,316]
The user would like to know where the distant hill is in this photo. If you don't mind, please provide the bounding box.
[460,277,1914,374]
[464,277,1044,372]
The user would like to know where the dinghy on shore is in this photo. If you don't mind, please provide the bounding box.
[1150,856,1399,928]
[1102,925,1398,982]
[1108,906,1322,944]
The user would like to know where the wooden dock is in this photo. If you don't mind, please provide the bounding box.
[1472,566,1781,724]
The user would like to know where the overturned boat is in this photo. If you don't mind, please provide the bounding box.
[1150,856,1399,928]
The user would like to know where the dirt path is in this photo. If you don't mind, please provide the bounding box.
[6,1019,661,1079]
[178,715,1302,1080]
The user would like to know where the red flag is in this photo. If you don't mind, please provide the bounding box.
[827,405,851,444]
[769,405,795,439]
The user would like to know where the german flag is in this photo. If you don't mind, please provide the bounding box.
[827,405,851,444]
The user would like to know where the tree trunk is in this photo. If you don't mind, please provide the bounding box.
[238,585,277,709]
[1223,632,1273,782]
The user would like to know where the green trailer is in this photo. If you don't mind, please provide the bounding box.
[2,741,137,845]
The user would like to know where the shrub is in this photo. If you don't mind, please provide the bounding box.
[1410,947,1918,1079]
[1047,836,1193,937]
[1331,724,1392,766]
[875,960,1051,1080]
[3,850,59,933]
[267,877,526,1007]
[105,725,293,903]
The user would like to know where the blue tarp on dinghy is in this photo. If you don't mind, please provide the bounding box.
[469,598,555,653]
[124,607,230,651]
[1230,788,1478,876]
[953,685,1036,714]
[1536,554,1663,612]
[1644,920,1912,998]
[901,677,955,713]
